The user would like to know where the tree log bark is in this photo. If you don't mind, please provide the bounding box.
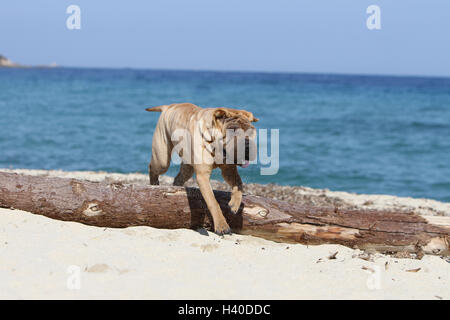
[0,172,449,256]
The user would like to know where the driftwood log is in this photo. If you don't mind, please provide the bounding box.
[0,172,449,256]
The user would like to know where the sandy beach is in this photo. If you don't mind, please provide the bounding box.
[0,169,449,299]
[2,0,450,303]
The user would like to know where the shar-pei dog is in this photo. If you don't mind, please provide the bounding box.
[146,103,258,235]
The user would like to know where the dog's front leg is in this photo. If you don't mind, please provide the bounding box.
[195,166,231,235]
[220,165,243,214]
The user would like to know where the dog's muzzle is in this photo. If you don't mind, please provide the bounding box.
[223,137,256,167]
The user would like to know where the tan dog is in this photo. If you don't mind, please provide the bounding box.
[146,103,258,235]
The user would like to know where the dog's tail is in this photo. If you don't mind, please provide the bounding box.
[145,105,170,112]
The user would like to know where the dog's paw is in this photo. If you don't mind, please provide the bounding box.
[228,197,242,214]
[214,221,232,236]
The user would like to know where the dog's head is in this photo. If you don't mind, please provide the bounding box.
[205,107,258,167]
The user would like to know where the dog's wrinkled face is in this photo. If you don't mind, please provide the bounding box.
[210,108,258,167]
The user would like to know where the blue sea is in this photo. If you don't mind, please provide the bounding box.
[1,68,449,202]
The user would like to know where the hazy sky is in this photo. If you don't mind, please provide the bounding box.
[1,0,449,76]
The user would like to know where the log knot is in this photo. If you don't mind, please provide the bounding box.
[82,201,104,217]
[243,206,269,220]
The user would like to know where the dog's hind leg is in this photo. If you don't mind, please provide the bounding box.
[173,163,194,186]
[149,129,173,185]
[149,161,161,185]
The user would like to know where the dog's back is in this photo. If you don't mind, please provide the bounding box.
[146,103,203,132]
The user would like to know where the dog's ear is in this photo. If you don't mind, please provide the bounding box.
[237,110,259,122]
[214,108,258,122]
[213,108,232,120]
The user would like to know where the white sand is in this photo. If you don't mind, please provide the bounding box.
[0,208,448,300]
[0,169,449,299]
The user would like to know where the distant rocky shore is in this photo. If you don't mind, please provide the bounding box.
[0,54,20,67]
[0,54,57,68]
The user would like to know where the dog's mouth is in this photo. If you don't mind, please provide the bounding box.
[222,145,252,168]
[240,160,250,168]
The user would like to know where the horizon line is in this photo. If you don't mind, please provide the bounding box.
[34,64,450,80]
[2,62,450,80]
